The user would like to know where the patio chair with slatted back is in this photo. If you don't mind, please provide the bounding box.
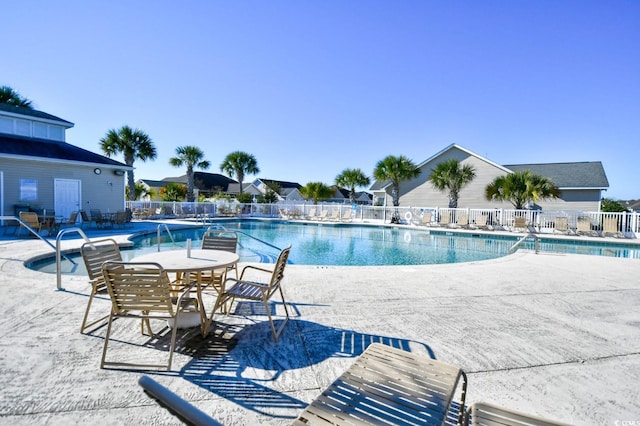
[294,343,468,426]
[100,261,201,370]
[80,239,122,333]
[209,245,291,341]
[58,211,79,229]
[191,230,239,295]
[17,211,42,236]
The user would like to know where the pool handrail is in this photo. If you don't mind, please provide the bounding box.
[206,225,282,252]
[156,223,176,252]
[509,233,540,254]
[55,227,91,290]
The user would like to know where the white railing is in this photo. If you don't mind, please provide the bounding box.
[124,201,640,239]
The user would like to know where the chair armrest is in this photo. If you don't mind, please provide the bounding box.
[239,264,274,280]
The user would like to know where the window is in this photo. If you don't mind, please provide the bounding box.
[20,179,38,201]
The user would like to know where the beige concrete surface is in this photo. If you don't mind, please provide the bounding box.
[0,222,639,425]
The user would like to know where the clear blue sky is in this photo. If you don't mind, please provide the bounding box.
[3,1,639,199]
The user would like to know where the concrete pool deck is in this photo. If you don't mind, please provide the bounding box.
[1,220,639,425]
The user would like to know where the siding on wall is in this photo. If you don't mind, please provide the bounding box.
[399,148,510,208]
[0,158,126,216]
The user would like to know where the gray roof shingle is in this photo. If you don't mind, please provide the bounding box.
[504,162,609,188]
[0,133,127,167]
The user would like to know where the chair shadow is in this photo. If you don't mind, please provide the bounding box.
[177,304,436,419]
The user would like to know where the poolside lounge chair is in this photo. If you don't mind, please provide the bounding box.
[80,239,123,333]
[305,208,317,220]
[456,212,470,228]
[465,401,569,425]
[100,261,201,370]
[327,210,341,221]
[473,215,490,230]
[293,342,468,426]
[415,211,433,226]
[553,217,571,235]
[512,216,528,232]
[438,211,452,227]
[314,210,328,221]
[576,217,595,236]
[602,217,623,238]
[211,245,291,341]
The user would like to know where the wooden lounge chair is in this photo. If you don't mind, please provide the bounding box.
[465,401,569,425]
[293,342,468,426]
[100,261,201,370]
[340,209,352,221]
[80,239,123,333]
[211,246,291,341]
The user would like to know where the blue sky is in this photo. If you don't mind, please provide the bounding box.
[3,1,639,199]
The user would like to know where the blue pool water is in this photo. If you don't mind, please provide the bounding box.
[28,220,640,274]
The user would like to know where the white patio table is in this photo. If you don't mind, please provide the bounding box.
[130,248,239,335]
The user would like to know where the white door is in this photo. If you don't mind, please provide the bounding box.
[54,179,81,221]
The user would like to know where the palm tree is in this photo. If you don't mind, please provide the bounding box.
[126,182,153,200]
[169,146,211,202]
[373,155,421,222]
[335,168,371,204]
[100,126,157,201]
[485,170,560,209]
[220,151,260,195]
[0,85,33,108]
[429,159,476,208]
[300,182,333,204]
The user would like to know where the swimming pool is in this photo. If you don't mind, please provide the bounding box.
[28,220,640,274]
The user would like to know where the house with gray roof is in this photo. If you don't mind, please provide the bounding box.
[0,104,130,220]
[370,144,609,211]
[138,172,238,201]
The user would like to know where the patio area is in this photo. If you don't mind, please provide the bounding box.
[0,221,639,425]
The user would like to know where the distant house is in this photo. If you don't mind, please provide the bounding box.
[139,172,238,201]
[229,178,304,202]
[370,144,609,211]
[0,104,130,219]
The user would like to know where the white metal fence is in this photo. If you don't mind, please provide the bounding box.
[125,201,640,239]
